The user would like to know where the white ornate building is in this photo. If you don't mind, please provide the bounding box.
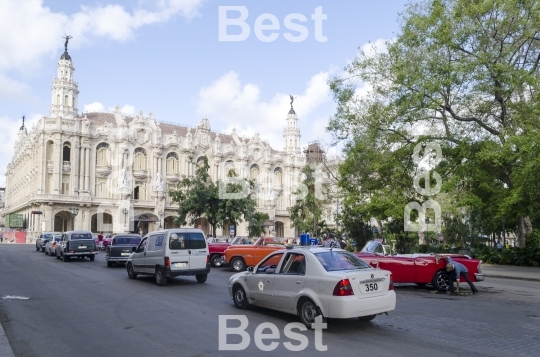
[2,47,324,238]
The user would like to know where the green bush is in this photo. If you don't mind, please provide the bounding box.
[472,234,540,266]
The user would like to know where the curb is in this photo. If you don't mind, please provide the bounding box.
[484,274,540,283]
[0,323,15,357]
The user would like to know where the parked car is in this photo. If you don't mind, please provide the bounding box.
[354,240,485,291]
[223,237,286,272]
[207,236,249,267]
[36,232,62,252]
[44,234,62,256]
[126,229,210,286]
[55,230,98,262]
[228,246,396,328]
[105,234,142,267]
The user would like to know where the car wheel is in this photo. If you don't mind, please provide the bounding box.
[89,255,95,262]
[358,314,376,321]
[298,298,325,329]
[230,257,246,272]
[432,271,451,291]
[210,254,222,267]
[155,268,167,286]
[233,285,250,309]
[56,253,60,260]
[196,274,207,283]
[62,254,69,262]
[127,263,137,279]
[41,247,45,252]
[107,261,113,268]
[45,250,49,255]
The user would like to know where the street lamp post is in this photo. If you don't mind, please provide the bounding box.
[158,210,163,229]
[122,208,128,227]
[68,205,79,231]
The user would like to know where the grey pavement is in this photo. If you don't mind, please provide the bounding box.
[481,263,540,282]
[2,244,540,357]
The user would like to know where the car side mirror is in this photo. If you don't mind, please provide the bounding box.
[132,247,137,253]
[247,266,254,273]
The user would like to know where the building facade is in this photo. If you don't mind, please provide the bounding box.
[2,47,339,238]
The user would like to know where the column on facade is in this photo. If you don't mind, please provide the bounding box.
[79,146,85,192]
[88,146,94,195]
[73,140,80,194]
[84,147,90,192]
[53,140,60,193]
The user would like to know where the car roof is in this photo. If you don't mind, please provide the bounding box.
[274,246,347,255]
[112,234,141,237]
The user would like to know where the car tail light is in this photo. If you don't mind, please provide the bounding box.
[389,274,394,291]
[164,256,170,267]
[69,250,74,253]
[333,279,354,296]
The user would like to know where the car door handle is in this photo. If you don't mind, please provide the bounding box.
[295,281,302,284]
[267,279,272,283]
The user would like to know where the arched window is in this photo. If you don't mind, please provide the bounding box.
[250,164,260,180]
[56,94,60,105]
[196,156,206,168]
[166,152,179,174]
[134,148,147,170]
[95,178,110,198]
[46,141,54,161]
[62,144,71,162]
[133,181,146,200]
[96,143,110,166]
[274,167,283,185]
[64,95,69,106]
[225,160,236,177]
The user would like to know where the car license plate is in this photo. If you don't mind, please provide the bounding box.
[173,262,187,267]
[362,282,379,293]
[79,246,87,249]
[121,253,130,256]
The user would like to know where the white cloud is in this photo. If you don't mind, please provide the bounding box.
[196,71,331,150]
[0,74,34,101]
[83,102,105,113]
[0,0,205,97]
[120,104,135,116]
[0,113,42,187]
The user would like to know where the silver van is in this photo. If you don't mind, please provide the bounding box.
[126,229,210,286]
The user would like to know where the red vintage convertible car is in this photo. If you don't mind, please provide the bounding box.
[355,240,485,291]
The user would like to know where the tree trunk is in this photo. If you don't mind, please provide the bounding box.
[516,216,533,247]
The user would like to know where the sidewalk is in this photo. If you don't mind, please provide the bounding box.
[481,264,540,282]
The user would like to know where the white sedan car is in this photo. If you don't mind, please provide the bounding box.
[228,246,396,328]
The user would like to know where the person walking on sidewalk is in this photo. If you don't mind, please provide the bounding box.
[444,256,479,295]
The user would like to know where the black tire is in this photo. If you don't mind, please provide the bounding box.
[56,254,60,260]
[127,263,137,279]
[41,247,45,252]
[107,261,113,267]
[62,254,69,262]
[45,250,49,256]
[298,298,326,329]
[155,267,167,286]
[89,255,95,262]
[230,257,246,272]
[196,274,207,283]
[358,314,377,321]
[210,254,223,267]
[432,270,451,292]
[233,285,250,309]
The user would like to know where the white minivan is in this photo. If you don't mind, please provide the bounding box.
[126,228,210,286]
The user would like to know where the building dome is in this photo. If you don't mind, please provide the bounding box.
[288,107,296,115]
[60,51,71,61]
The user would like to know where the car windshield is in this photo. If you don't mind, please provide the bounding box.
[70,233,93,240]
[361,241,384,254]
[54,237,61,242]
[114,237,141,245]
[314,251,371,271]
[43,234,53,239]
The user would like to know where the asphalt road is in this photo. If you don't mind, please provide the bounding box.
[1,244,540,357]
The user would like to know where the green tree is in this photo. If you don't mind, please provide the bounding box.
[246,212,270,238]
[328,0,540,246]
[169,156,257,237]
[287,165,330,237]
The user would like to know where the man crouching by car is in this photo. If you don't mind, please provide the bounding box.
[442,256,479,295]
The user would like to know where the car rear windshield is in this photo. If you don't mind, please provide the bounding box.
[169,232,206,250]
[114,237,142,245]
[314,251,371,271]
[70,233,93,240]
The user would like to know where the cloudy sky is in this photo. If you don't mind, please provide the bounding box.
[0,0,409,186]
